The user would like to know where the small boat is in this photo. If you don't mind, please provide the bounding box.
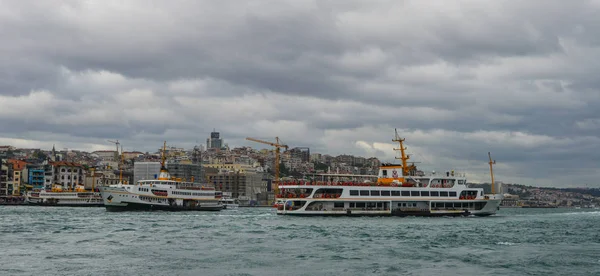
[220,197,240,209]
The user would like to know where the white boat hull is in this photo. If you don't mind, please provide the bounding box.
[277,198,502,217]
[25,191,103,207]
[100,186,222,212]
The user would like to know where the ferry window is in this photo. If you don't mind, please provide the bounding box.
[401,191,409,196]
[430,191,439,196]
[410,191,419,197]
[334,202,344,208]
[350,190,359,196]
[360,190,369,196]
[449,191,457,197]
[356,202,366,208]
[421,191,430,197]
[381,190,390,196]
[458,180,464,184]
[370,190,380,196]
[382,170,387,176]
[391,191,400,196]
[440,191,448,197]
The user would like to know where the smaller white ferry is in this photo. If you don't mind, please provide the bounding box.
[220,192,240,209]
[274,130,504,217]
[25,185,103,207]
[100,142,223,212]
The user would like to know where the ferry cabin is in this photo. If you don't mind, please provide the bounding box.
[274,168,502,216]
[110,179,222,205]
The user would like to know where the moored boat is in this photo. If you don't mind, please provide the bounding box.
[220,192,240,209]
[100,141,223,212]
[275,130,503,217]
[25,185,103,207]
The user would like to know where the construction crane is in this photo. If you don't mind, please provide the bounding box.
[107,140,120,161]
[246,137,288,197]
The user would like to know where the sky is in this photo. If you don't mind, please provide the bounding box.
[1,0,600,187]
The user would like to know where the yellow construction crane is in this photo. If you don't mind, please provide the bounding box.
[107,139,120,162]
[246,137,288,196]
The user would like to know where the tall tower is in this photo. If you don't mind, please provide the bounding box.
[207,129,223,149]
[51,144,56,162]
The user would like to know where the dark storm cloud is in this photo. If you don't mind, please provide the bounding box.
[1,0,600,186]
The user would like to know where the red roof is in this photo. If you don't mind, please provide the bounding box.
[50,161,84,167]
[7,159,29,170]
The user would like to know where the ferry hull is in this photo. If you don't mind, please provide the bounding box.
[105,202,222,212]
[276,211,474,217]
[25,192,104,207]
[276,198,502,217]
[26,202,103,207]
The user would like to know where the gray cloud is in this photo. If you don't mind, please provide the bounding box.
[1,0,600,187]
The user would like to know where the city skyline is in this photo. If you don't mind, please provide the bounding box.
[2,1,600,187]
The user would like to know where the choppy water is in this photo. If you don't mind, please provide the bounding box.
[1,207,599,276]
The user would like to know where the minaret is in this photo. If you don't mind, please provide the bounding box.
[51,144,56,162]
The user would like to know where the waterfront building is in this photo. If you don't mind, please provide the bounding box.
[44,161,86,190]
[167,162,204,183]
[7,159,28,195]
[133,161,162,184]
[203,163,258,173]
[85,170,121,189]
[206,170,266,205]
[27,164,45,189]
[0,159,8,196]
[501,194,520,207]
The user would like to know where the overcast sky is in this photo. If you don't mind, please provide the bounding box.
[1,0,600,187]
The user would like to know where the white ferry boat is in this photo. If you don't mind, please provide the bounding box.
[100,142,223,212]
[274,131,503,217]
[25,185,103,207]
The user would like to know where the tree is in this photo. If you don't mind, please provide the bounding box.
[314,162,328,171]
[279,162,290,176]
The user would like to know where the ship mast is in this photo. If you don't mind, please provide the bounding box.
[161,141,166,168]
[392,128,410,175]
[91,167,95,192]
[119,145,124,184]
[488,152,496,194]
[157,141,171,181]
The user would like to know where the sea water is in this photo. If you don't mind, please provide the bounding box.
[0,207,598,276]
